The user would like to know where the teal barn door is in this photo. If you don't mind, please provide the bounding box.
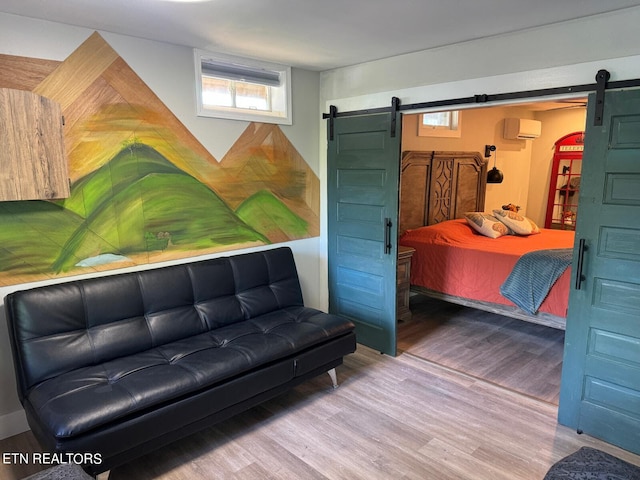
[327,112,401,356]
[558,88,640,454]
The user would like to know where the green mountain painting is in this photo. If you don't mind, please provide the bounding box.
[0,33,319,285]
[0,143,272,279]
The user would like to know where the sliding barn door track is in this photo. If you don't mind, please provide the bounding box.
[324,69,640,139]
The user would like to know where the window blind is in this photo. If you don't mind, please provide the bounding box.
[201,60,281,87]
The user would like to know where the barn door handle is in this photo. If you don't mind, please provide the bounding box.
[575,238,588,290]
[384,218,393,255]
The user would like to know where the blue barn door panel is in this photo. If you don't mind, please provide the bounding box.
[327,112,401,356]
[559,88,640,454]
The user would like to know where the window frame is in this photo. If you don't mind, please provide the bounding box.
[194,49,292,125]
[418,110,461,138]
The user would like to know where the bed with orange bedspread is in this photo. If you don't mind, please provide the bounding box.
[399,219,575,329]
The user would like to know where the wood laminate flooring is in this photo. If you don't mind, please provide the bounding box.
[398,294,565,404]
[2,346,639,480]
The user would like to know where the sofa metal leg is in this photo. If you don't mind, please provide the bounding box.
[327,368,338,389]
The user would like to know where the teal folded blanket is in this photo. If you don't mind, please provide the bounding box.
[500,248,573,315]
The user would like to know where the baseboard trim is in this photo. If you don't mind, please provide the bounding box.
[0,409,29,440]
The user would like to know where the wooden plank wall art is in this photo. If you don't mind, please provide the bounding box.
[0,32,319,286]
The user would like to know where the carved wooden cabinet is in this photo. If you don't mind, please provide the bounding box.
[399,151,487,234]
[397,245,415,322]
[0,88,69,201]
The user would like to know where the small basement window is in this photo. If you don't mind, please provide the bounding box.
[418,110,461,137]
[195,49,292,125]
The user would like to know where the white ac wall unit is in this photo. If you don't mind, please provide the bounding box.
[503,118,542,140]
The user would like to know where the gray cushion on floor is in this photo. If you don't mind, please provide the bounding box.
[23,463,93,480]
[544,446,640,480]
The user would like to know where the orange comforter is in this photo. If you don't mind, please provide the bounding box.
[399,219,575,318]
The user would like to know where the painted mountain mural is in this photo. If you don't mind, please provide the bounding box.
[53,143,269,272]
[0,33,319,286]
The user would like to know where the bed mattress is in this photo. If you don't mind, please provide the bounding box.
[399,219,575,318]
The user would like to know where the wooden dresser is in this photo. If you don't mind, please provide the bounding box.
[397,246,415,322]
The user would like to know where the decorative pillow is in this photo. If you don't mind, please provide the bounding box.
[463,212,512,238]
[492,209,540,235]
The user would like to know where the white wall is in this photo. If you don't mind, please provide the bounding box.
[0,12,321,439]
[320,7,640,102]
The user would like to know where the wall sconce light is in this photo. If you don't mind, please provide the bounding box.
[485,144,504,184]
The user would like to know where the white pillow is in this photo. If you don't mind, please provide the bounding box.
[464,212,512,238]
[492,209,540,235]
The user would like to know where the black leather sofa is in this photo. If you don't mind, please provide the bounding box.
[5,247,356,476]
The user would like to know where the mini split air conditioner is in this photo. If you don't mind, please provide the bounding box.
[503,118,542,140]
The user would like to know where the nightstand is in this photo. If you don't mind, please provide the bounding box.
[397,246,415,322]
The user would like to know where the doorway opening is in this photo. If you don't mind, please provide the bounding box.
[396,98,587,404]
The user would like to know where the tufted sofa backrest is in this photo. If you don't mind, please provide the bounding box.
[5,247,304,400]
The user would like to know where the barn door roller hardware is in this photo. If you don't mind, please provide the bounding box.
[327,105,337,142]
[390,96,400,137]
[594,69,610,127]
